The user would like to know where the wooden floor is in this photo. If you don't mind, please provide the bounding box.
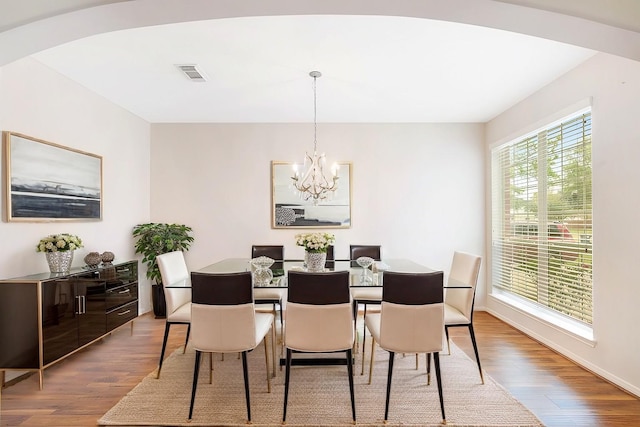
[1,311,639,426]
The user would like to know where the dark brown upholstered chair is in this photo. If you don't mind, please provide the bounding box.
[364,271,446,424]
[251,245,284,270]
[349,244,381,267]
[349,244,382,372]
[283,270,356,423]
[188,272,274,423]
[325,245,335,268]
[251,245,285,330]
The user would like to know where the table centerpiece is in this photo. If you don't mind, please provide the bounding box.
[295,232,335,272]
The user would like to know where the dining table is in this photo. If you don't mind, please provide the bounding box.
[195,257,470,289]
[192,258,470,368]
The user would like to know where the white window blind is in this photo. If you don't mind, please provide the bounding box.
[491,111,592,324]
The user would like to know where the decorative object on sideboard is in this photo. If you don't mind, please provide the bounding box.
[36,233,83,273]
[132,223,194,318]
[101,251,115,265]
[295,232,335,272]
[291,71,339,205]
[84,251,102,268]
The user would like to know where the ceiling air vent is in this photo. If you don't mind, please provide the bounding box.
[175,64,207,82]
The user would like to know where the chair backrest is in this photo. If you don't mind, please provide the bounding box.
[325,245,335,268]
[251,245,284,260]
[445,251,482,321]
[285,270,353,352]
[350,245,381,267]
[251,245,284,270]
[378,271,444,353]
[190,271,259,352]
[157,251,191,316]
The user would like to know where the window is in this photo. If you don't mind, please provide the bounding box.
[491,110,592,325]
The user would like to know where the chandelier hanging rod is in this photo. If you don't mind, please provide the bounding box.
[291,70,339,205]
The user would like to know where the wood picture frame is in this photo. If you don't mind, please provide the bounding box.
[3,131,103,222]
[271,161,352,229]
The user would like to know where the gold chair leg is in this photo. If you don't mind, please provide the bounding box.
[279,313,284,373]
[360,330,366,376]
[415,353,419,370]
[368,337,376,385]
[209,352,214,384]
[271,318,277,378]
[353,312,359,355]
[360,326,367,376]
[264,335,271,393]
[271,312,277,377]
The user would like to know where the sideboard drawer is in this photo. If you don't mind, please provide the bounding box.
[105,283,138,311]
[107,301,138,330]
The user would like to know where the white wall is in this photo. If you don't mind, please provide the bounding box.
[0,57,152,312]
[150,122,486,301]
[486,52,640,396]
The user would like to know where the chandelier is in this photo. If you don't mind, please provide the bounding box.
[291,71,339,205]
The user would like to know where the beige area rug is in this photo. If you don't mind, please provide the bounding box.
[99,341,543,427]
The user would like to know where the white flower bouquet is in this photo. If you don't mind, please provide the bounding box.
[36,233,83,252]
[295,232,335,253]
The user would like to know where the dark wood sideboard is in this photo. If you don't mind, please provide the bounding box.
[0,260,138,389]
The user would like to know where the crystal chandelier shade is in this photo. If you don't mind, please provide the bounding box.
[291,71,339,205]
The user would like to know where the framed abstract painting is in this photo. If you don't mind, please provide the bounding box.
[3,131,103,222]
[271,160,352,229]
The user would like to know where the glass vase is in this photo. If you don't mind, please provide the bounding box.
[305,251,327,272]
[251,256,274,287]
[46,251,74,273]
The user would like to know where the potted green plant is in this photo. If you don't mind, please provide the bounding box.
[132,223,194,318]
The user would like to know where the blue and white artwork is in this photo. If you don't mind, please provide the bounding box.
[5,132,102,221]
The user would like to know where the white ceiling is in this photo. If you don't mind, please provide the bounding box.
[29,15,594,123]
[5,0,640,123]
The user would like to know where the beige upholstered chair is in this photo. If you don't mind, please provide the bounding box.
[283,270,356,423]
[444,251,483,383]
[349,244,382,372]
[364,271,446,424]
[188,271,274,423]
[156,251,191,378]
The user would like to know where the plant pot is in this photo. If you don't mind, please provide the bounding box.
[152,284,166,318]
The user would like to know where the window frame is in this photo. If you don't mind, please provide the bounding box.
[489,106,593,340]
